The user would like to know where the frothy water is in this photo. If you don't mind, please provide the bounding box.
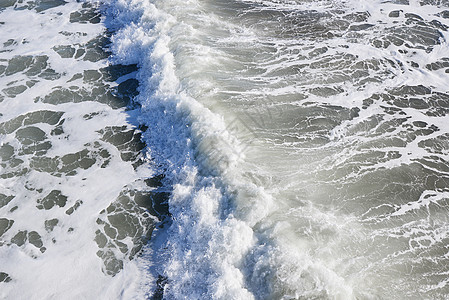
[0,0,157,298]
[1,0,449,299]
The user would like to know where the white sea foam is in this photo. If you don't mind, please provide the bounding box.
[0,0,152,298]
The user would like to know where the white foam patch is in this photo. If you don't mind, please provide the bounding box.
[0,0,151,298]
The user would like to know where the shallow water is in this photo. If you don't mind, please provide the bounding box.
[1,0,449,299]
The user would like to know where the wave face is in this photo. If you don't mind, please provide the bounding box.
[1,0,449,299]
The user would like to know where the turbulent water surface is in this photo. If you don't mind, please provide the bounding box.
[1,0,449,299]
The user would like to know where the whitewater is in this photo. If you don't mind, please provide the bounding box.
[1,0,449,299]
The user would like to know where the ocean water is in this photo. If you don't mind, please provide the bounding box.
[1,0,449,299]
